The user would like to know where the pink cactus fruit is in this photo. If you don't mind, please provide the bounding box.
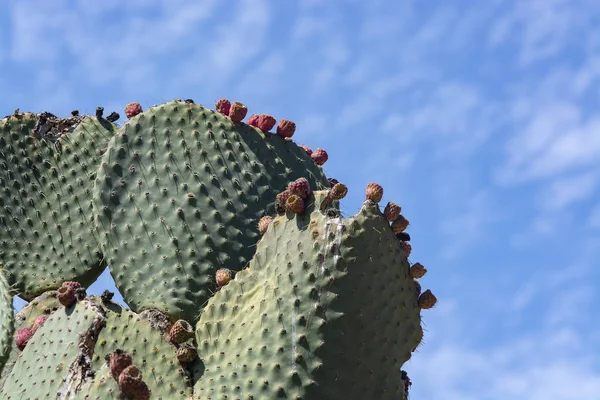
[330,183,348,200]
[169,319,195,344]
[258,216,274,235]
[247,114,260,127]
[414,280,422,296]
[215,268,234,288]
[300,145,313,156]
[311,148,328,166]
[285,194,305,214]
[32,315,48,331]
[62,281,82,290]
[401,241,412,257]
[57,285,76,307]
[275,189,292,214]
[328,177,339,187]
[109,349,133,379]
[257,114,276,131]
[365,182,384,202]
[287,177,312,199]
[276,119,296,138]
[14,327,34,351]
[124,102,143,119]
[215,99,231,116]
[229,101,248,123]
[383,202,401,221]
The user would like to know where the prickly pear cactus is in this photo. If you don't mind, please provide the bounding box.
[94,100,329,321]
[0,270,13,376]
[0,111,115,299]
[0,99,436,399]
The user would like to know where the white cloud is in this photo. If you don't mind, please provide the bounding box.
[538,172,599,211]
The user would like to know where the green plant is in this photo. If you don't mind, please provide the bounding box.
[0,99,436,399]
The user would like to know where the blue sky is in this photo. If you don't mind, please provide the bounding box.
[2,1,600,398]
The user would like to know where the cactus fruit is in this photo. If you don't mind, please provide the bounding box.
[384,201,401,221]
[124,102,143,119]
[366,182,384,202]
[258,215,274,234]
[215,268,234,287]
[257,114,277,131]
[229,101,248,123]
[311,148,328,165]
[215,99,231,116]
[94,100,328,321]
[276,119,296,138]
[0,98,435,399]
[301,144,313,156]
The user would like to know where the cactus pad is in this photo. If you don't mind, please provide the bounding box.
[0,112,115,299]
[194,190,422,399]
[0,270,13,376]
[94,100,329,321]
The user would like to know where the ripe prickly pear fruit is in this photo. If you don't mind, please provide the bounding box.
[391,215,410,233]
[14,327,34,351]
[410,263,427,279]
[301,145,313,156]
[258,216,273,235]
[418,289,437,309]
[109,349,133,379]
[288,177,312,199]
[257,114,276,131]
[169,320,195,344]
[57,285,76,307]
[275,190,292,214]
[176,346,198,363]
[215,268,234,288]
[62,281,82,290]
[229,101,248,123]
[285,194,305,214]
[215,99,231,116]
[396,232,411,242]
[311,148,328,165]
[366,182,384,202]
[32,315,48,331]
[384,201,401,221]
[119,365,150,400]
[401,241,412,257]
[414,280,422,296]
[247,114,259,127]
[330,183,348,200]
[124,102,143,119]
[328,177,339,187]
[277,119,296,138]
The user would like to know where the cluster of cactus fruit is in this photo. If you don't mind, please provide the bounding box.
[0,97,436,399]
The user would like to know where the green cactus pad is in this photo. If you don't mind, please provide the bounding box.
[0,299,104,399]
[91,303,192,398]
[194,190,421,399]
[0,111,116,299]
[74,364,121,400]
[0,270,13,376]
[94,100,329,321]
[0,290,61,388]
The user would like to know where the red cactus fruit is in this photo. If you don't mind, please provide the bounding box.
[119,365,150,399]
[276,119,296,138]
[275,189,292,214]
[328,177,339,187]
[62,281,82,290]
[285,194,305,214]
[401,241,412,257]
[258,216,273,235]
[109,349,133,379]
[300,145,313,156]
[124,102,143,119]
[366,182,384,202]
[176,346,198,363]
[288,177,312,199]
[391,215,410,233]
[14,327,34,351]
[57,285,76,307]
[169,319,195,344]
[229,101,248,123]
[414,280,422,296]
[247,114,260,127]
[311,148,328,166]
[32,315,48,331]
[215,99,231,116]
[257,114,276,131]
[330,183,348,200]
[418,289,437,309]
[215,268,233,288]
[410,263,427,279]
[383,202,401,222]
